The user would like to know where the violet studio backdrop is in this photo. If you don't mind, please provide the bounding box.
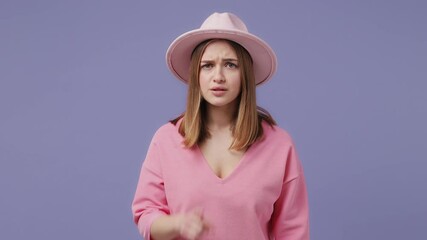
[0,0,426,239]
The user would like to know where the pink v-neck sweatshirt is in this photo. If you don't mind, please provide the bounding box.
[132,121,310,239]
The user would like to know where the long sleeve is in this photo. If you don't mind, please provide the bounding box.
[270,146,310,240]
[132,141,170,239]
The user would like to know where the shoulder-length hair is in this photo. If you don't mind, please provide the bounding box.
[171,39,276,150]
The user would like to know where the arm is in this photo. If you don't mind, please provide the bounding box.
[132,141,170,239]
[132,141,208,240]
[150,215,180,240]
[271,146,310,240]
[151,211,208,240]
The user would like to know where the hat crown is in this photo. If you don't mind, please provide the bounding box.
[200,12,248,32]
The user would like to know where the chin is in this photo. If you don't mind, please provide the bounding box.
[206,99,238,108]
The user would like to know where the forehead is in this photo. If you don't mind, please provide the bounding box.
[201,40,237,59]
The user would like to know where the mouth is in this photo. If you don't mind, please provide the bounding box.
[210,87,227,91]
[210,87,227,96]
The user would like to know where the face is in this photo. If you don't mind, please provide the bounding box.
[199,40,241,110]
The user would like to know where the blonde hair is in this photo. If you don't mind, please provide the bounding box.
[171,39,276,150]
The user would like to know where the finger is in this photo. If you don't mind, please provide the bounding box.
[181,217,204,240]
[202,219,210,230]
[190,208,210,232]
[183,227,202,240]
[191,207,204,218]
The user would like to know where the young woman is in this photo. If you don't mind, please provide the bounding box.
[132,12,310,240]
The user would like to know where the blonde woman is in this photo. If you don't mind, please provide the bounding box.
[132,12,310,240]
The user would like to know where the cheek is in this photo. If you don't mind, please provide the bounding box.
[198,75,209,91]
[231,75,242,91]
[198,75,205,84]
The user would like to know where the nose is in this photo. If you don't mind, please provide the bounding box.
[213,66,225,83]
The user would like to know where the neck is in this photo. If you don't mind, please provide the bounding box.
[205,101,238,131]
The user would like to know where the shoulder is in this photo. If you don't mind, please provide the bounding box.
[151,121,183,146]
[260,121,304,181]
[261,121,295,147]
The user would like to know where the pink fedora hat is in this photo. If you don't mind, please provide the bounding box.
[166,12,277,85]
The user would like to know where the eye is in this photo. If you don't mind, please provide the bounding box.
[200,63,213,70]
[225,62,238,69]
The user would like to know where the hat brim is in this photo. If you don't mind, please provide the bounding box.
[166,29,277,85]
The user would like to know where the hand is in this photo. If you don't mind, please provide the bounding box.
[174,209,209,240]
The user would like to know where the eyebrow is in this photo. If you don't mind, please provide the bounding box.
[200,58,239,63]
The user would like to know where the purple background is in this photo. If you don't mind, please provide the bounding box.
[1,0,426,239]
